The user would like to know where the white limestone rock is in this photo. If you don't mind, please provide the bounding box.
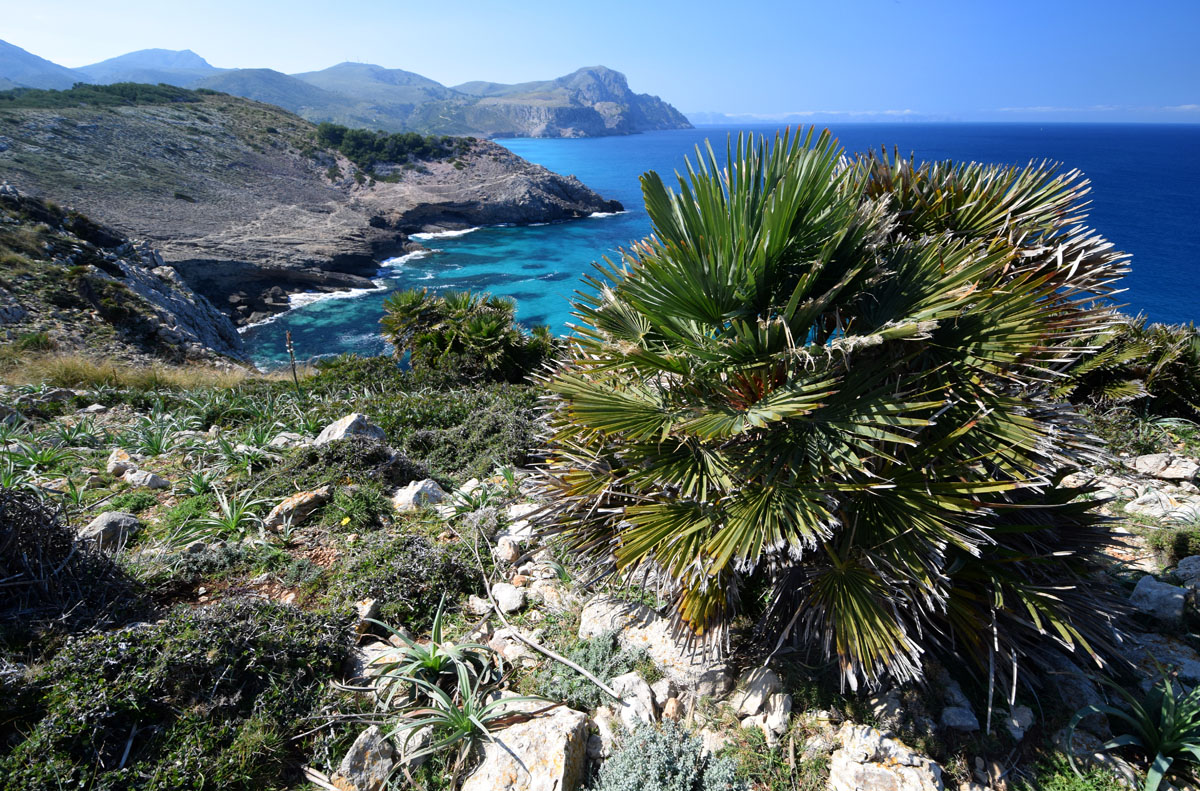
[331,725,395,791]
[492,582,526,614]
[315,413,386,446]
[123,469,169,489]
[829,723,944,791]
[78,511,140,551]
[609,671,657,729]
[578,594,733,697]
[459,697,588,791]
[392,479,448,513]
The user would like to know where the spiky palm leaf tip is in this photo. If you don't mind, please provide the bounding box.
[535,127,1132,690]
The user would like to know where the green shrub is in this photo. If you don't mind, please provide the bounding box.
[0,598,348,790]
[155,493,217,537]
[264,436,427,499]
[315,122,470,174]
[14,332,53,352]
[531,632,650,711]
[137,543,287,587]
[1142,526,1200,566]
[326,532,478,630]
[588,720,745,791]
[323,482,392,531]
[538,129,1129,689]
[107,490,160,514]
[0,82,203,109]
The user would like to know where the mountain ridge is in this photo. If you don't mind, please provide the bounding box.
[0,40,691,138]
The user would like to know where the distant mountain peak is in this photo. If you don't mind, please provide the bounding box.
[0,40,690,139]
[0,38,82,89]
[81,48,216,72]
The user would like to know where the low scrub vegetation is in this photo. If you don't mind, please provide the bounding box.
[315,122,473,174]
[0,81,205,109]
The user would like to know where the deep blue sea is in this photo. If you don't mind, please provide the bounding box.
[242,123,1200,366]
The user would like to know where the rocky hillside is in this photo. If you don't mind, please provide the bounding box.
[0,186,244,364]
[0,350,1195,791]
[0,40,692,138]
[0,85,620,324]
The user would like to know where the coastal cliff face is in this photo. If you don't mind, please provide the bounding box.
[0,92,620,325]
[0,187,245,363]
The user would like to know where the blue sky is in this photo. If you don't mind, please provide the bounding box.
[5,0,1198,121]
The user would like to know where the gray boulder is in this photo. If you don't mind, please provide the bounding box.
[331,725,395,791]
[123,469,169,489]
[492,582,527,614]
[315,413,386,446]
[263,485,332,529]
[940,706,979,732]
[734,666,782,717]
[1005,705,1035,741]
[392,479,448,513]
[829,723,944,791]
[1133,453,1200,481]
[106,448,137,476]
[610,671,657,729]
[459,697,588,791]
[1130,575,1188,623]
[79,511,140,551]
[1177,555,1200,588]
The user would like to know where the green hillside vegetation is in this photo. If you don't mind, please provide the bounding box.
[315,122,474,174]
[0,81,207,108]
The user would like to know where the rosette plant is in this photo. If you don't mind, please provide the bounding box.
[536,128,1132,689]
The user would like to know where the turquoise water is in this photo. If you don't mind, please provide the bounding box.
[242,123,1200,366]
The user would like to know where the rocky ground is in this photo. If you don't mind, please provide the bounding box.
[0,187,245,363]
[0,91,620,325]
[2,355,1200,791]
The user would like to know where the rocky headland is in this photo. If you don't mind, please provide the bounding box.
[0,88,621,326]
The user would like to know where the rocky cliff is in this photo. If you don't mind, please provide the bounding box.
[0,186,245,363]
[0,89,620,325]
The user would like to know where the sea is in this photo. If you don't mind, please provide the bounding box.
[241,123,1200,367]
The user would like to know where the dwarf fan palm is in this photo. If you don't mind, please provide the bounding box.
[536,129,1131,690]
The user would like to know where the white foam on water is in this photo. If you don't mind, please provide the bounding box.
[288,284,384,308]
[589,210,628,218]
[380,250,434,268]
[237,284,387,333]
[411,227,480,240]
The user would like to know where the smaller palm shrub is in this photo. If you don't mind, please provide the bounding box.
[588,720,746,791]
[380,288,556,382]
[1068,669,1200,791]
[1056,316,1200,421]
